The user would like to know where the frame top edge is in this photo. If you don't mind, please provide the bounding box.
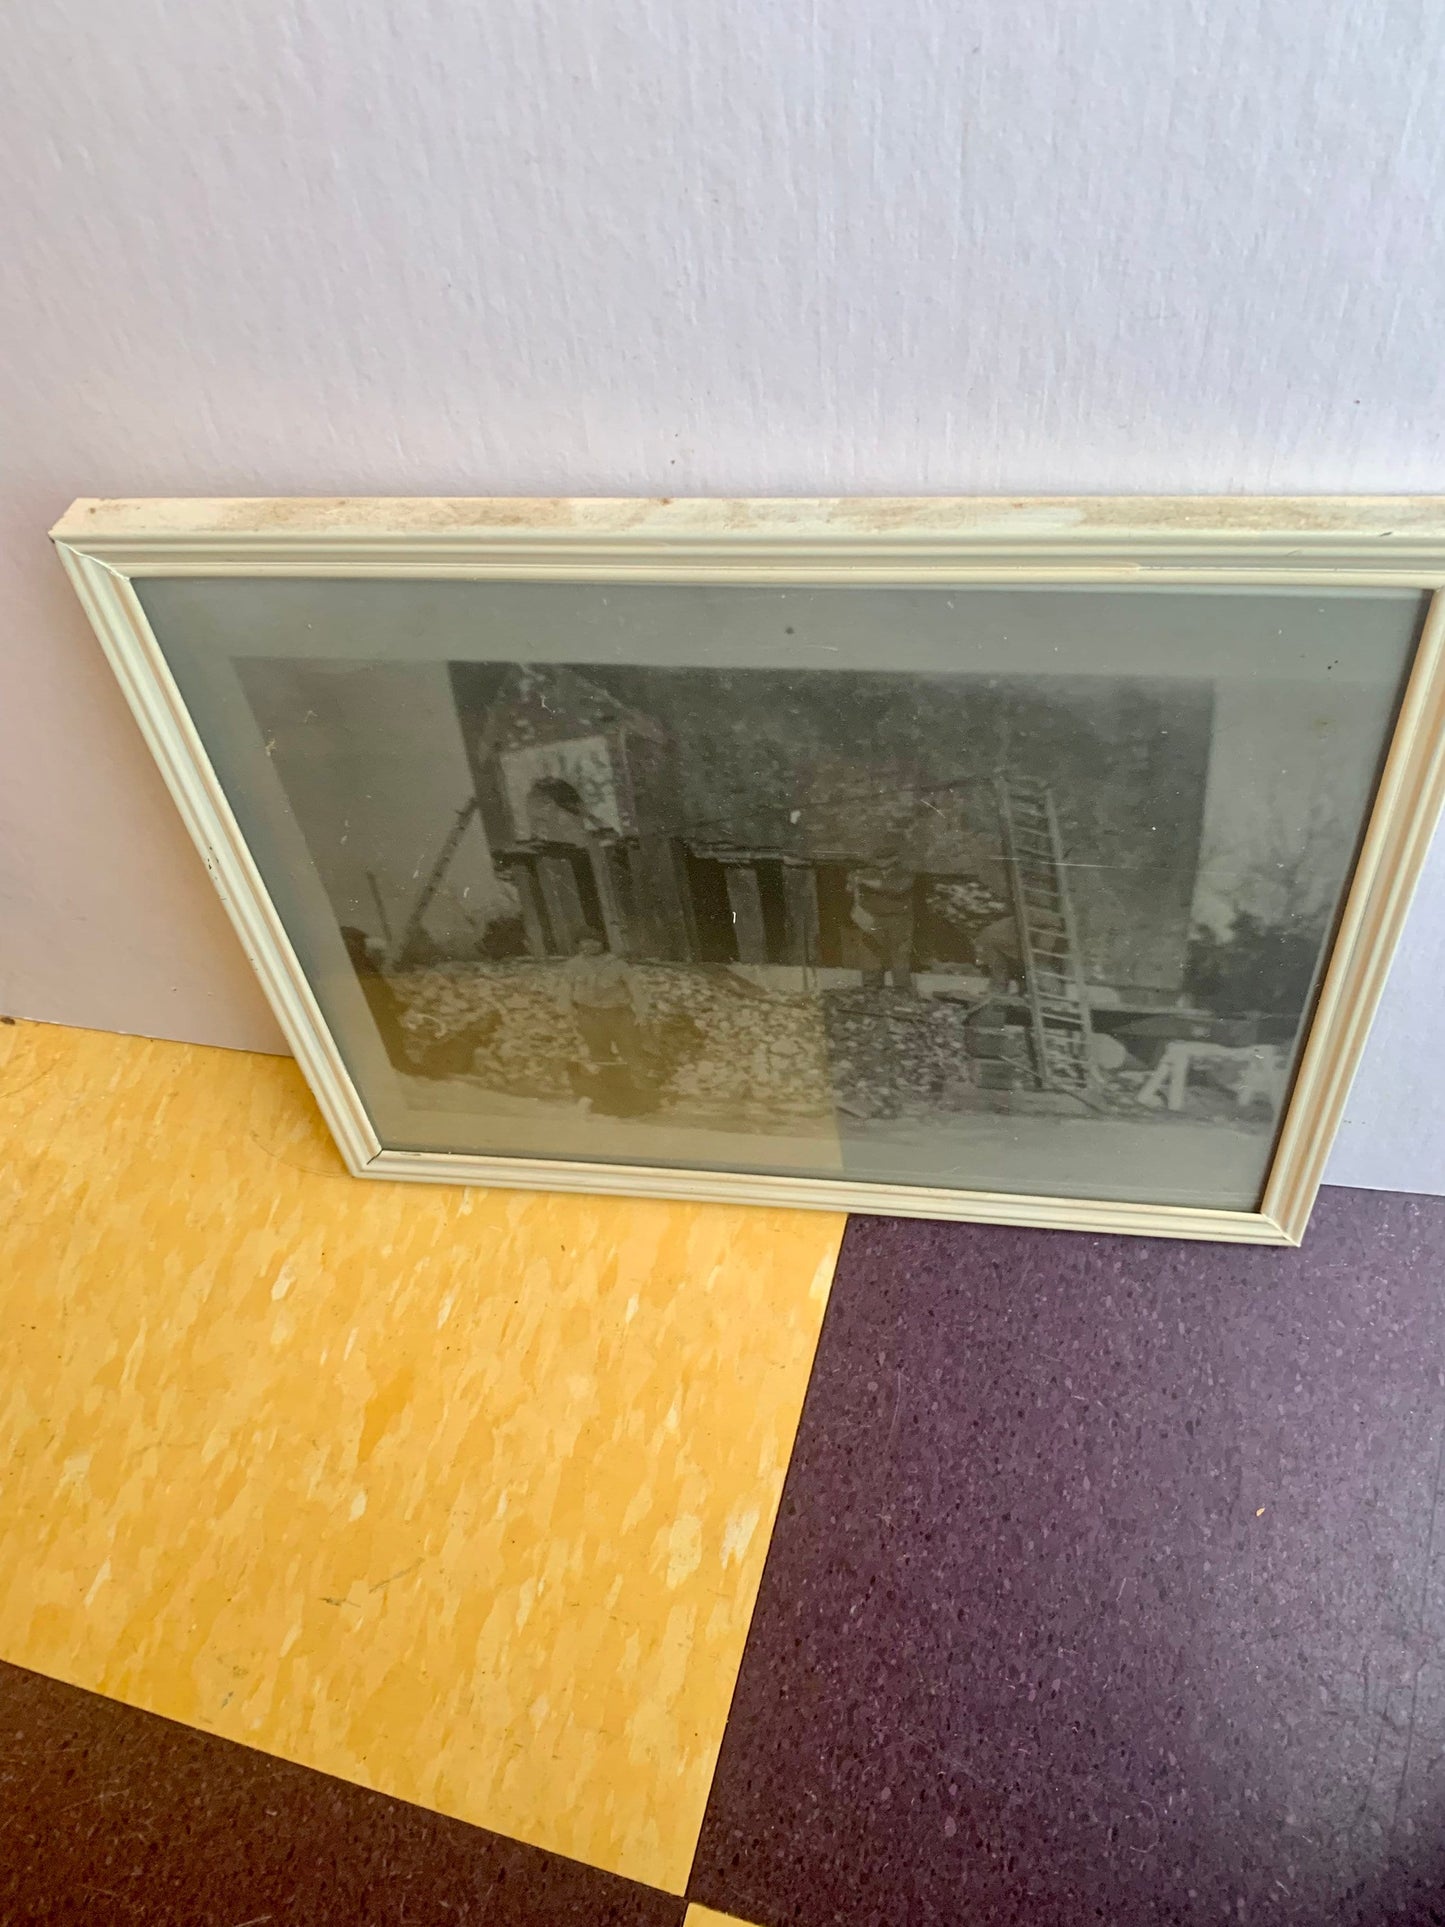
[50,493,1445,546]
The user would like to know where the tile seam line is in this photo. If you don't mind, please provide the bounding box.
[679,1217,850,1904]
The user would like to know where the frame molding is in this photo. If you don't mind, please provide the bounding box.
[52,496,1445,1245]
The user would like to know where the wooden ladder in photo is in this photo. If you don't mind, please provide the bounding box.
[994,774,1097,1097]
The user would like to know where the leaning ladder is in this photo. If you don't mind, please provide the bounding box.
[994,774,1096,1096]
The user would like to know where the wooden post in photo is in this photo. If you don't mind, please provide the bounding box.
[504,858,550,958]
[724,861,769,964]
[586,835,630,955]
[536,854,588,953]
[782,863,821,971]
[628,835,694,960]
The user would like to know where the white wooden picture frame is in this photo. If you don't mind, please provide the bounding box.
[52,496,1445,1245]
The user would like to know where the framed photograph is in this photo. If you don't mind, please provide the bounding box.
[53,498,1445,1244]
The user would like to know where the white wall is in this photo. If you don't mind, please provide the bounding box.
[2,0,1443,1188]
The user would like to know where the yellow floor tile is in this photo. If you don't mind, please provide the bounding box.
[0,1020,843,1892]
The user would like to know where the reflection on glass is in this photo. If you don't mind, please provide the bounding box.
[140,580,1421,1212]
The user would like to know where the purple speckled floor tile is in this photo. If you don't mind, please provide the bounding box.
[0,1660,684,1927]
[690,1188,1445,1927]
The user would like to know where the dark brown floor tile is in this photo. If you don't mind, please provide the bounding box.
[691,1188,1445,1927]
[0,1660,684,1926]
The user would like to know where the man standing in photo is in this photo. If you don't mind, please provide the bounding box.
[846,850,918,993]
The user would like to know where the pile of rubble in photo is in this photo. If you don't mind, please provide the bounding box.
[820,990,1035,1119]
[382,955,1278,1130]
[387,959,835,1122]
[386,957,1103,1124]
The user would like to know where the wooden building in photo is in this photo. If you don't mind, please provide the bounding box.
[449,661,1214,1001]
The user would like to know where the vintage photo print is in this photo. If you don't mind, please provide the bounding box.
[140,578,1422,1211]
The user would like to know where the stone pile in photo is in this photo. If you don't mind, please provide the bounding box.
[383,960,1181,1125]
[653,976,832,1119]
[820,991,1019,1119]
[387,959,834,1119]
[390,960,575,1099]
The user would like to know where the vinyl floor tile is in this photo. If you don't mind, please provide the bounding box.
[0,1019,843,1893]
[693,1191,1445,1926]
[0,1659,685,1925]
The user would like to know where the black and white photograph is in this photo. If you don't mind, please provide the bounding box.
[140,575,1421,1212]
